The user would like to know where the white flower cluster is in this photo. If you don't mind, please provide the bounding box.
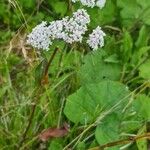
[27,9,90,50]
[71,0,106,9]
[87,26,106,50]
[27,21,52,50]
[62,9,90,43]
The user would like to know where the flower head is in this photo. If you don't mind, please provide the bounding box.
[87,26,106,50]
[62,9,90,43]
[80,0,96,8]
[27,21,52,50]
[71,0,106,8]
[96,0,106,9]
[27,9,90,50]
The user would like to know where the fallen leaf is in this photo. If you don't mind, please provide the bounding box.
[38,123,69,142]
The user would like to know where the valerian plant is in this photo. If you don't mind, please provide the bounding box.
[25,0,150,149]
[0,0,150,149]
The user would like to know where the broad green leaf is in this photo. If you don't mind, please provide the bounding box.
[64,81,130,124]
[95,113,120,150]
[139,59,150,79]
[133,94,150,120]
[136,125,147,150]
[79,51,121,85]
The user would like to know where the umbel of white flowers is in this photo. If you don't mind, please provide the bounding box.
[27,9,90,50]
[27,9,105,50]
[72,0,106,8]
[87,26,106,50]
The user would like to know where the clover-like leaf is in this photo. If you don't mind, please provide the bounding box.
[64,81,130,124]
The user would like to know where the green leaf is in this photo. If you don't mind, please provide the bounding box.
[132,46,150,65]
[139,59,150,79]
[104,54,119,63]
[141,8,150,25]
[79,51,121,85]
[95,113,120,150]
[121,30,133,62]
[64,81,130,124]
[135,26,150,48]
[117,0,150,26]
[51,1,67,16]
[49,140,63,150]
[117,0,141,27]
[133,94,150,121]
[88,0,117,27]
[34,60,46,86]
[136,0,150,8]
[77,142,86,150]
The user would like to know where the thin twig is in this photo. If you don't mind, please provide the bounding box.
[18,88,41,149]
[18,47,59,149]
[41,47,59,85]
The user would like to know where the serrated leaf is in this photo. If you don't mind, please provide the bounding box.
[64,81,130,124]
[79,51,121,85]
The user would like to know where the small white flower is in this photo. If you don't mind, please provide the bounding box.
[71,0,106,8]
[27,21,52,50]
[62,9,90,44]
[48,20,64,39]
[73,9,90,25]
[72,0,78,2]
[87,26,106,50]
[80,0,96,8]
[96,0,106,9]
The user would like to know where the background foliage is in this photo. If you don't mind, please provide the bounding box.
[0,0,150,149]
